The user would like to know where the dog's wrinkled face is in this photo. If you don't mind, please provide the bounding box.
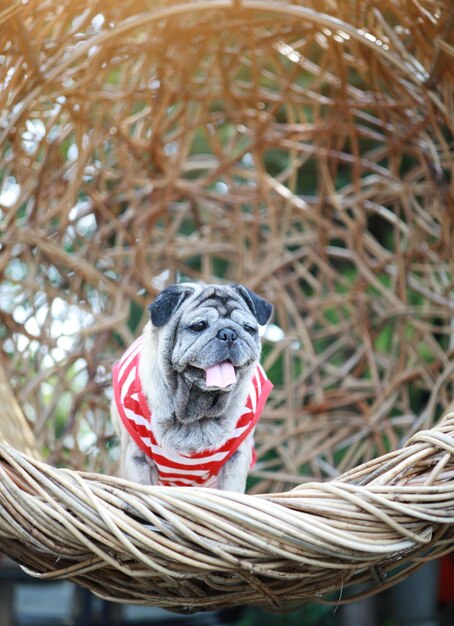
[148,283,272,393]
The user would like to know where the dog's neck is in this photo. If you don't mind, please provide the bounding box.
[155,412,233,456]
[173,375,231,421]
[153,373,251,454]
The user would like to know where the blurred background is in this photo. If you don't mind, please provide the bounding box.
[1,0,453,624]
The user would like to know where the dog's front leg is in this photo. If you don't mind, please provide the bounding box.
[120,437,159,486]
[217,435,254,493]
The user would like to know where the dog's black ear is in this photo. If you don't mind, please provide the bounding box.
[148,284,194,327]
[232,284,273,326]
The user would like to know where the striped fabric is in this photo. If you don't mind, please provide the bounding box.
[112,336,273,487]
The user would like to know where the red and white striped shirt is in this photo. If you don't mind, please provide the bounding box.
[112,336,273,487]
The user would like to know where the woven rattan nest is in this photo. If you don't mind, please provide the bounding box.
[1,0,454,612]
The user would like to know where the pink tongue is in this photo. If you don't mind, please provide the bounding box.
[205,362,237,388]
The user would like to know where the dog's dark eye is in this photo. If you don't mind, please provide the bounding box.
[189,320,208,332]
[244,324,257,335]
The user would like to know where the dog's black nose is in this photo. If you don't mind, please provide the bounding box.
[217,328,237,343]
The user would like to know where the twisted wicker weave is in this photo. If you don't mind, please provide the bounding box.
[0,412,453,610]
[1,0,454,611]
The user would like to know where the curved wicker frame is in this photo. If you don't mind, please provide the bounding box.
[1,0,454,612]
[1,413,453,611]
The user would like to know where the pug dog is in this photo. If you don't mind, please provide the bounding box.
[111,282,273,492]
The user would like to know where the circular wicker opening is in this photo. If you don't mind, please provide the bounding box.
[0,0,453,612]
